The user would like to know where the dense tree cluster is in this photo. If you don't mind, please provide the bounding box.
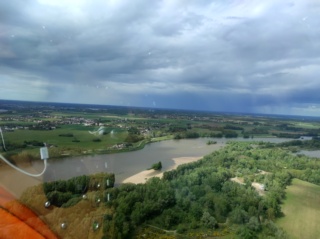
[58,133,74,137]
[103,179,175,238]
[174,131,200,139]
[277,124,320,136]
[174,130,239,139]
[167,125,188,133]
[2,141,27,151]
[24,140,44,146]
[224,124,244,130]
[223,130,238,138]
[43,173,115,208]
[125,127,145,143]
[247,128,269,135]
[277,139,320,149]
[259,141,320,185]
[3,140,46,151]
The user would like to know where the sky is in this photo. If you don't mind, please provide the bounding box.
[1,0,320,116]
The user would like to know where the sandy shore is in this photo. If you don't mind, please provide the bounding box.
[122,156,202,184]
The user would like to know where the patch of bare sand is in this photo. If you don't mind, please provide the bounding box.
[122,156,202,184]
[252,182,266,196]
[231,177,266,196]
[230,177,245,185]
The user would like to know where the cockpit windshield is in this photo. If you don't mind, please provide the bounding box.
[1,1,320,239]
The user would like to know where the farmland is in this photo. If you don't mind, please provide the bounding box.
[2,100,320,163]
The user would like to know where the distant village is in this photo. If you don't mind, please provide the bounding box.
[0,109,261,133]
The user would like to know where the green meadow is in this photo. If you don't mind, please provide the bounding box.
[3,125,129,158]
[277,178,320,239]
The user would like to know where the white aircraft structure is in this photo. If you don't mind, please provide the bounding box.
[89,126,106,136]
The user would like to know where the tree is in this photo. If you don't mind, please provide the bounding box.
[247,216,261,232]
[201,211,217,229]
[229,207,249,224]
[236,225,257,239]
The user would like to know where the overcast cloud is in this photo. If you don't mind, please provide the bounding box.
[1,0,320,116]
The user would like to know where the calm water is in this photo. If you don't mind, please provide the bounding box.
[298,150,320,158]
[43,138,223,184]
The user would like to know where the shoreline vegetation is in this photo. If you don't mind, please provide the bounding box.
[122,156,203,184]
[4,133,317,167]
[1,137,170,164]
[0,134,277,166]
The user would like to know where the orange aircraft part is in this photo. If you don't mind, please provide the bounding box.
[0,187,59,239]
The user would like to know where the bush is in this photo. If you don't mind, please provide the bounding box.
[149,161,162,170]
[125,134,144,143]
[176,224,188,234]
[24,140,44,146]
[46,191,73,207]
[62,197,82,208]
[104,174,115,189]
[174,134,182,139]
[43,175,90,207]
[201,211,217,229]
[59,133,74,137]
[185,132,200,138]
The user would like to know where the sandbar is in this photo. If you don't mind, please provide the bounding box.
[122,156,202,184]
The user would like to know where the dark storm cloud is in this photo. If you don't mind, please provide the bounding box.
[1,0,320,115]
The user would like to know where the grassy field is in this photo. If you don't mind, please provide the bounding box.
[2,125,129,159]
[276,178,320,239]
[5,125,127,145]
[293,122,320,129]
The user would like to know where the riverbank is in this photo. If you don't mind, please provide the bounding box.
[0,137,290,197]
[2,135,279,163]
[122,156,203,184]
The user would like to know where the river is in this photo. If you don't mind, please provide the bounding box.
[0,137,290,197]
[298,150,320,158]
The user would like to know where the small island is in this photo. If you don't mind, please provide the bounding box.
[148,161,162,170]
[206,140,217,145]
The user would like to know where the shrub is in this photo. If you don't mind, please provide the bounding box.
[46,191,73,207]
[61,197,82,208]
[149,161,162,170]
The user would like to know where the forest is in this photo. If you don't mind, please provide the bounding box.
[91,140,320,238]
